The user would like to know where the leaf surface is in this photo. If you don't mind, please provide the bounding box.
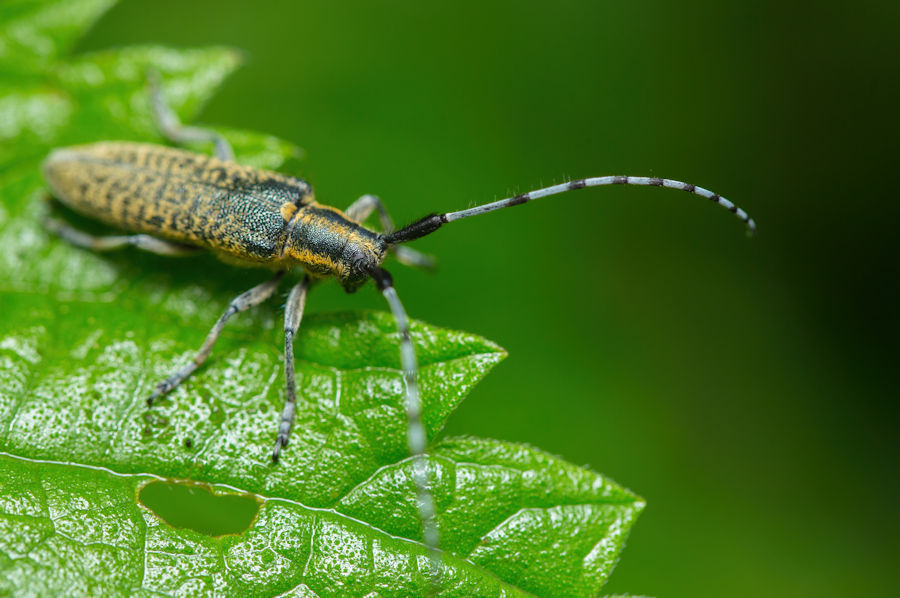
[0,1,644,595]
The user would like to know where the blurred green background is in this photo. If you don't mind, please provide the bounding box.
[75,1,898,596]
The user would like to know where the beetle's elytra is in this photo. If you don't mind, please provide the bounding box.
[42,78,755,574]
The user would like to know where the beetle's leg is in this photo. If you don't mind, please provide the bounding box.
[345,194,396,229]
[148,71,235,162]
[272,275,311,463]
[345,194,436,270]
[391,245,438,270]
[367,267,440,578]
[45,217,200,257]
[147,271,286,405]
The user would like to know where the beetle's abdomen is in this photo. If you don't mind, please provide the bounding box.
[43,142,314,264]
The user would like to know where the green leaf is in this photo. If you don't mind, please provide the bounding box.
[0,454,521,596]
[0,1,644,595]
[0,0,116,73]
[341,437,644,597]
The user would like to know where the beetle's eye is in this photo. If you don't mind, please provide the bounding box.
[351,253,368,273]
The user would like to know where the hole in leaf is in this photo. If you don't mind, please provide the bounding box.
[139,480,260,536]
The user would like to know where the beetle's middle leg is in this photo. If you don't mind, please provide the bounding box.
[272,275,312,463]
[345,194,436,269]
[148,71,235,162]
[147,271,286,405]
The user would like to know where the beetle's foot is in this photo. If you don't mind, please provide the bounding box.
[271,435,289,463]
[271,401,295,463]
[146,377,177,406]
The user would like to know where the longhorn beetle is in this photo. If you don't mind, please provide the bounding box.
[41,77,755,577]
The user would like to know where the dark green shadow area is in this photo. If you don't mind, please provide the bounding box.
[139,480,260,537]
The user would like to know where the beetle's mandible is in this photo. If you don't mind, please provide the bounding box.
[41,77,756,574]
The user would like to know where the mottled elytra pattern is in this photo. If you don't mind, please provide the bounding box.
[42,142,386,284]
[42,142,309,261]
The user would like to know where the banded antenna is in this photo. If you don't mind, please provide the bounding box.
[384,175,756,244]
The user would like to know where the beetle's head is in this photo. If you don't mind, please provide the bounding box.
[339,233,388,292]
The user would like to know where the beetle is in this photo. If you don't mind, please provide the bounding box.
[41,77,755,565]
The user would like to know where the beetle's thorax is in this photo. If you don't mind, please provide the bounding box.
[282,201,386,291]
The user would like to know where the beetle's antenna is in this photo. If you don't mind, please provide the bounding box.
[368,266,441,582]
[384,175,756,244]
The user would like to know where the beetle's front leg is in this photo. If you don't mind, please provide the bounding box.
[272,275,311,463]
[147,271,286,405]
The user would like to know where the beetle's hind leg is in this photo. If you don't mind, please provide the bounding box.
[345,194,436,270]
[272,275,312,463]
[147,271,286,406]
[148,70,235,162]
[45,217,201,257]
